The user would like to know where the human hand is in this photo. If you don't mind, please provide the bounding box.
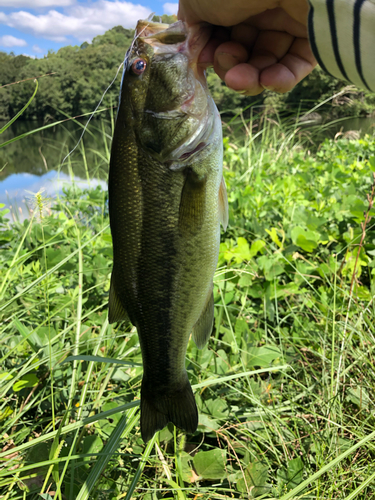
[178,0,317,95]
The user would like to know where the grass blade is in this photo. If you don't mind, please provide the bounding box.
[125,434,158,500]
[0,79,38,135]
[0,225,108,314]
[192,365,289,389]
[280,430,375,500]
[62,355,141,367]
[76,406,139,500]
[0,401,140,459]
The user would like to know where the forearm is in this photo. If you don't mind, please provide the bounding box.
[307,0,375,91]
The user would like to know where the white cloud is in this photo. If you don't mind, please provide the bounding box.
[32,44,43,53]
[22,53,36,58]
[163,2,178,15]
[0,34,27,47]
[0,0,74,6]
[0,1,152,42]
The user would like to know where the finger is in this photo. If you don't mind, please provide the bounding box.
[213,41,249,81]
[279,0,310,26]
[223,31,295,95]
[230,23,259,48]
[225,64,263,95]
[198,39,222,67]
[249,30,294,70]
[198,27,231,67]
[260,38,317,92]
[247,8,307,38]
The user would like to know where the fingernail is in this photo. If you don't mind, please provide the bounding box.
[198,61,213,69]
[216,52,238,71]
[261,84,275,91]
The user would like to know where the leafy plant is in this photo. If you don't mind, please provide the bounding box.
[1,116,375,499]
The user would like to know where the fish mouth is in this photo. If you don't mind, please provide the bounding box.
[135,19,176,38]
[137,20,188,48]
[136,19,211,83]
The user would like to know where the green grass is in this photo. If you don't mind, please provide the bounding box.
[1,112,375,499]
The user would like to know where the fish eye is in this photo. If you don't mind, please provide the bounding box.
[131,58,147,75]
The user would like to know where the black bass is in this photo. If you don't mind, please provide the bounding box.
[108,19,228,443]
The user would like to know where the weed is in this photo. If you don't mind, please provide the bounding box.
[1,116,375,499]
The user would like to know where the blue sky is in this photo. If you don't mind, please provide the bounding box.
[0,0,178,57]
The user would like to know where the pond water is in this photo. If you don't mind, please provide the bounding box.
[0,118,111,221]
[1,115,374,221]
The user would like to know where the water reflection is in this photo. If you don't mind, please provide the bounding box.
[1,115,374,220]
[0,118,111,220]
[1,171,107,222]
[0,118,111,179]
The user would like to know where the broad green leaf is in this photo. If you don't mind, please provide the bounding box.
[201,398,229,419]
[197,413,220,432]
[247,346,282,367]
[277,457,304,491]
[159,423,174,442]
[269,282,303,300]
[291,226,320,252]
[249,239,266,256]
[257,256,284,280]
[265,227,283,248]
[224,237,251,263]
[247,283,264,298]
[180,451,197,483]
[238,273,253,287]
[235,318,248,341]
[342,247,368,278]
[0,406,13,421]
[237,461,269,495]
[193,448,227,480]
[82,435,103,461]
[346,386,371,408]
[13,373,38,392]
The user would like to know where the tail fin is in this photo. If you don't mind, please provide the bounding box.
[140,376,198,443]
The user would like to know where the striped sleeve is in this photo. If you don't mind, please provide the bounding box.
[308,0,375,91]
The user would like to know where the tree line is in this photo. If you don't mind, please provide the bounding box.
[1,17,374,123]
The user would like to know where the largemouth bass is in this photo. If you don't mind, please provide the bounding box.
[108,19,228,443]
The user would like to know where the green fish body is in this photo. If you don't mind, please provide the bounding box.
[108,19,228,442]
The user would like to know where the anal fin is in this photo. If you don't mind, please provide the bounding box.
[192,287,214,349]
[108,273,128,324]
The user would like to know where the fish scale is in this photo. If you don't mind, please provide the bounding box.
[108,19,228,442]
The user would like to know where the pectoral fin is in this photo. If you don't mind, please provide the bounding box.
[108,273,128,324]
[219,176,228,231]
[192,287,214,349]
[179,170,206,235]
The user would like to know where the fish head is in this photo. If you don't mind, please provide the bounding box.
[120,19,220,164]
